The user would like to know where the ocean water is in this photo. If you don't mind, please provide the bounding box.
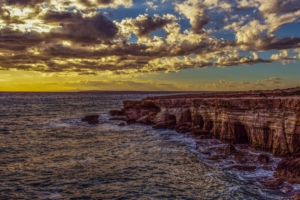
[0,92,298,200]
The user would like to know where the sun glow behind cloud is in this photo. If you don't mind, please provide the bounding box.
[0,0,299,91]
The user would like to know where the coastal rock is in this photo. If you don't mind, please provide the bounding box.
[258,154,270,164]
[118,122,126,126]
[282,184,293,193]
[110,88,300,184]
[225,144,237,154]
[109,117,127,121]
[190,128,211,136]
[126,119,137,124]
[82,115,99,125]
[110,110,124,116]
[136,115,152,125]
[293,194,300,200]
[152,123,166,130]
[229,165,256,171]
[260,179,284,189]
[115,93,300,157]
[274,158,300,183]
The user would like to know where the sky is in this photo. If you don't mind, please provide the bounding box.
[0,0,300,91]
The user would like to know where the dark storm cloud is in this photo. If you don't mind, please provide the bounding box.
[48,12,119,43]
[0,28,44,51]
[0,12,118,51]
[258,37,300,51]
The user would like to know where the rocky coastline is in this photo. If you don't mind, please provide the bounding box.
[107,88,300,195]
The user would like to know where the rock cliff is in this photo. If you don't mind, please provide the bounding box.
[117,88,300,158]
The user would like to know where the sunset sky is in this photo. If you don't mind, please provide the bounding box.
[0,0,300,91]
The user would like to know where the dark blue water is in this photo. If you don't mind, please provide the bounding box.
[0,92,298,199]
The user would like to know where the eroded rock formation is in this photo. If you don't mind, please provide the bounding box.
[121,96,300,158]
[111,87,300,182]
[82,115,99,125]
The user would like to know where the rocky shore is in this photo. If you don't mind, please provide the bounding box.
[108,87,300,190]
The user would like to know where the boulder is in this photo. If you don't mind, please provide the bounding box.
[152,123,166,130]
[165,120,176,129]
[200,150,211,155]
[198,135,213,139]
[110,110,124,116]
[282,184,293,193]
[229,165,256,171]
[293,194,300,200]
[225,144,237,154]
[126,119,137,124]
[207,154,227,160]
[258,154,270,164]
[260,179,284,189]
[109,117,127,121]
[190,128,211,136]
[118,122,126,126]
[136,115,152,125]
[82,115,99,125]
[274,158,300,183]
[175,125,189,133]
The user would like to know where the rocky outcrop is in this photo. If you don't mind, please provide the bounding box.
[258,154,270,164]
[111,88,300,182]
[274,158,300,183]
[82,115,99,125]
[110,110,124,116]
[120,96,300,158]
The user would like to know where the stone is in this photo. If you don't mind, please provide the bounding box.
[118,122,126,126]
[258,154,270,164]
[260,179,284,189]
[229,165,256,171]
[152,123,166,130]
[175,125,189,134]
[165,120,176,129]
[82,115,99,125]
[190,128,211,136]
[282,184,293,193]
[126,119,137,124]
[200,150,211,155]
[198,135,213,139]
[207,154,227,160]
[109,117,127,121]
[274,158,300,182]
[110,110,124,116]
[293,194,300,200]
[136,115,152,125]
[225,144,237,154]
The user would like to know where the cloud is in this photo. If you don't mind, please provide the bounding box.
[205,77,300,90]
[0,0,299,75]
[117,14,177,39]
[270,50,297,64]
[215,51,271,67]
[2,0,133,8]
[175,0,210,34]
[48,12,119,43]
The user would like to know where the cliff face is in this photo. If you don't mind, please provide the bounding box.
[122,97,300,157]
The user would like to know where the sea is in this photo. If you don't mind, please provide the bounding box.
[0,92,299,200]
